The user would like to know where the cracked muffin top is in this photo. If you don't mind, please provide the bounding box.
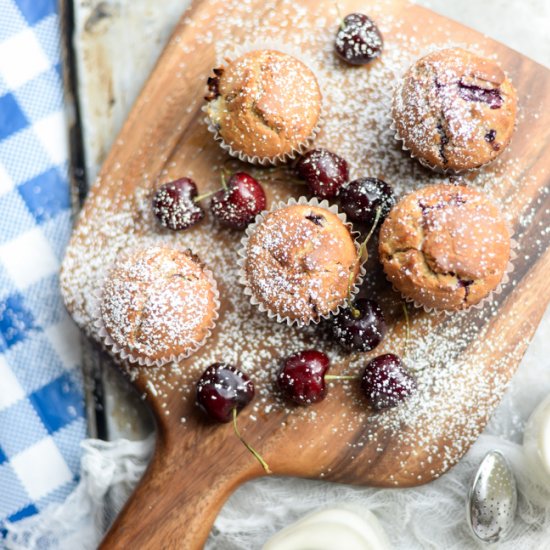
[378,184,511,312]
[205,50,322,161]
[392,48,517,172]
[101,246,218,364]
[244,204,359,324]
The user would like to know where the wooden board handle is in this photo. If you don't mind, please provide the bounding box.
[98,424,260,549]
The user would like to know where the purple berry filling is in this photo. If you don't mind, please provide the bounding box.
[458,82,503,109]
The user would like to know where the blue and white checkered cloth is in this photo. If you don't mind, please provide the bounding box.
[0,0,86,533]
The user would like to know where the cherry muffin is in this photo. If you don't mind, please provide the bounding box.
[99,245,219,365]
[379,184,511,312]
[204,50,322,164]
[392,48,517,172]
[241,201,360,326]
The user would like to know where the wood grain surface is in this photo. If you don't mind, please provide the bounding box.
[60,0,550,547]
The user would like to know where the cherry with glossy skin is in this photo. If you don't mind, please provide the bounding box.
[196,363,254,423]
[196,363,271,473]
[295,149,350,199]
[361,353,416,410]
[152,177,205,231]
[338,177,395,226]
[278,350,330,405]
[211,172,266,230]
[335,14,383,66]
[330,298,387,353]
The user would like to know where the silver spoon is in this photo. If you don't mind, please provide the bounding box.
[467,450,518,543]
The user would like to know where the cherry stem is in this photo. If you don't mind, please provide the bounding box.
[232,408,272,474]
[362,206,383,250]
[222,157,238,174]
[402,303,410,355]
[194,190,217,203]
[347,206,383,318]
[334,1,344,29]
[194,169,232,203]
[325,374,356,381]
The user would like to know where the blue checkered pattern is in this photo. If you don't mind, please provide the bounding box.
[0,0,86,534]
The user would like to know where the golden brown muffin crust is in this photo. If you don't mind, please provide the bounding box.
[245,205,359,323]
[379,185,511,311]
[205,50,322,159]
[101,246,218,363]
[392,48,517,172]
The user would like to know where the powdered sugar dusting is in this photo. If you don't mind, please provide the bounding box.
[205,50,321,160]
[100,246,218,364]
[379,184,511,311]
[244,203,359,324]
[392,47,517,172]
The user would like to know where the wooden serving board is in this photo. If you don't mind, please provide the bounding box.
[61,0,550,547]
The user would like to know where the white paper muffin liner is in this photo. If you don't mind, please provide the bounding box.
[237,196,366,328]
[389,235,517,316]
[203,41,325,166]
[389,57,518,176]
[93,246,220,368]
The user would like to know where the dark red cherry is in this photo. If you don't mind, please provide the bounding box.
[330,299,386,352]
[338,177,395,226]
[278,350,330,405]
[361,354,416,410]
[196,363,254,423]
[295,149,349,199]
[211,172,266,230]
[335,14,383,66]
[152,177,204,231]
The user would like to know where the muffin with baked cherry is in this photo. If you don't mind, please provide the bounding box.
[239,200,362,326]
[98,245,219,366]
[204,50,322,164]
[392,48,517,172]
[379,184,511,312]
